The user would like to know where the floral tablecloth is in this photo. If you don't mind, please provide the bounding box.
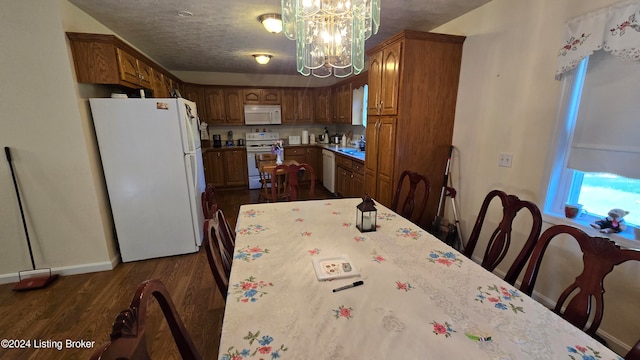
[218,198,621,360]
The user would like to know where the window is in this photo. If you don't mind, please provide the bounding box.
[545,52,640,238]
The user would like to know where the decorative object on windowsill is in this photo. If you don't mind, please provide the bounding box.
[356,195,377,232]
[281,0,381,78]
[271,140,284,165]
[590,208,629,234]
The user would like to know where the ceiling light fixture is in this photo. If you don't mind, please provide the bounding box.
[253,54,273,65]
[282,0,381,78]
[258,14,283,34]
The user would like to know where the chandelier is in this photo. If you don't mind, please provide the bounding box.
[281,0,381,78]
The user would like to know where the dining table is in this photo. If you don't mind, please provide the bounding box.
[218,198,622,360]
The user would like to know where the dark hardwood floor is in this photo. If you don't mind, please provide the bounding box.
[0,186,335,360]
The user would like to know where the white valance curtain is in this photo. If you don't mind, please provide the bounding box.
[558,0,640,180]
[556,0,640,79]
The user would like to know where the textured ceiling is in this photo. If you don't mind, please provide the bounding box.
[68,0,490,76]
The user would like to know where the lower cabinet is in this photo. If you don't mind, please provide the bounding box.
[335,154,365,198]
[284,146,322,182]
[203,149,248,188]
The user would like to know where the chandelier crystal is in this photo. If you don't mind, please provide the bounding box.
[281,0,381,78]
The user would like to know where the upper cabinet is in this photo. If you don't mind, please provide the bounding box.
[313,87,333,124]
[67,32,171,91]
[367,41,401,116]
[204,87,244,125]
[281,88,313,124]
[243,89,281,105]
[334,82,353,124]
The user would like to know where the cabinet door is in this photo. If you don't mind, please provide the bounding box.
[297,89,314,123]
[364,117,379,197]
[203,151,225,188]
[305,147,321,181]
[116,48,141,86]
[376,117,397,206]
[351,171,365,198]
[224,89,244,124]
[335,165,350,197]
[367,51,383,115]
[380,41,402,116]
[163,76,174,96]
[335,83,352,123]
[243,89,261,104]
[313,87,332,124]
[262,89,281,104]
[152,71,166,98]
[281,90,297,124]
[137,59,153,89]
[204,87,225,124]
[224,150,248,186]
[184,84,208,122]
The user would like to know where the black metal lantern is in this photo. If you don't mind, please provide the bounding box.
[356,195,377,232]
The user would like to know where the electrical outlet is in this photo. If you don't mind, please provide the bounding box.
[498,152,513,167]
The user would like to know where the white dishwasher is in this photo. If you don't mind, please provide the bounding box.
[322,149,335,193]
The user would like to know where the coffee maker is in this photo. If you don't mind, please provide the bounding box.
[212,134,222,148]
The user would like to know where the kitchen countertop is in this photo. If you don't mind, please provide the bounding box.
[205,143,366,162]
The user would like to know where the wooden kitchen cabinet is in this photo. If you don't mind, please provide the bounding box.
[283,146,321,182]
[282,89,313,124]
[67,32,167,91]
[367,41,401,116]
[204,87,244,125]
[364,30,465,227]
[336,154,365,198]
[203,148,248,188]
[334,82,353,124]
[313,87,333,124]
[183,84,207,120]
[243,89,281,104]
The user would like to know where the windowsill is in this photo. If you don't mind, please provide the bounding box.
[543,212,640,250]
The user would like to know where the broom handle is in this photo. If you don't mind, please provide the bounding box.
[5,147,36,270]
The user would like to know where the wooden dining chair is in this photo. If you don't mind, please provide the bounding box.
[201,183,217,219]
[270,163,316,202]
[463,189,542,285]
[203,217,231,298]
[391,170,430,224]
[520,224,640,337]
[90,279,202,360]
[215,208,235,255]
[626,338,640,360]
[255,153,277,202]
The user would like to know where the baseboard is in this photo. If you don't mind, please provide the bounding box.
[0,255,121,285]
[470,255,630,356]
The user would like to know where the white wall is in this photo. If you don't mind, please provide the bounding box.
[0,0,117,281]
[434,0,639,354]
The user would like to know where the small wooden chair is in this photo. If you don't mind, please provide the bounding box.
[90,279,202,360]
[201,183,217,219]
[463,189,542,285]
[255,153,277,202]
[203,216,232,298]
[520,224,640,337]
[391,170,430,224]
[626,338,640,360]
[270,163,315,202]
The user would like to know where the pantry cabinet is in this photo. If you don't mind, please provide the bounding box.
[364,30,465,227]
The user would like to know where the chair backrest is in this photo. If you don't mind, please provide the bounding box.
[270,163,316,202]
[520,224,640,336]
[626,338,640,360]
[90,279,202,360]
[391,170,430,224]
[215,208,235,255]
[203,217,231,297]
[201,183,217,219]
[463,189,542,285]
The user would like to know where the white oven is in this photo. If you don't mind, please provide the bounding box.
[245,132,281,189]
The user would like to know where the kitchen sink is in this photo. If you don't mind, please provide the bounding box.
[338,148,360,154]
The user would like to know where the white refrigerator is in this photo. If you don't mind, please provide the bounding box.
[89,98,205,262]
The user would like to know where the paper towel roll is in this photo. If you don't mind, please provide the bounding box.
[302,130,309,144]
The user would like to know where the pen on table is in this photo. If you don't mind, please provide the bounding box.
[332,280,364,292]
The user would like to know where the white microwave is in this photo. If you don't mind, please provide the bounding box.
[244,105,282,125]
